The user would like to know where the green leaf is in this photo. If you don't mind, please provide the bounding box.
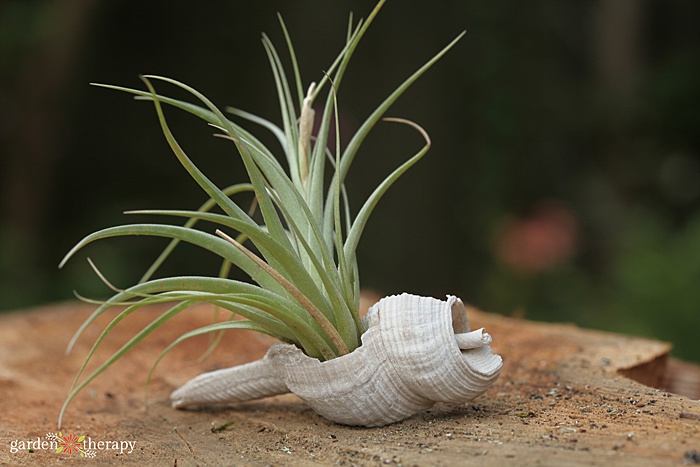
[216,229,348,355]
[336,31,464,187]
[139,182,254,283]
[146,319,271,391]
[225,106,286,155]
[66,275,334,361]
[344,118,431,261]
[59,223,281,294]
[126,210,337,327]
[261,34,300,186]
[306,1,386,223]
[138,78,259,230]
[277,13,304,109]
[59,301,193,429]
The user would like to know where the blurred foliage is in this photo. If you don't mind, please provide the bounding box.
[1,1,699,362]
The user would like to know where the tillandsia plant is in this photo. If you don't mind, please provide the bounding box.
[59,0,502,428]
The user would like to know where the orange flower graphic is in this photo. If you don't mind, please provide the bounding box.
[57,432,85,456]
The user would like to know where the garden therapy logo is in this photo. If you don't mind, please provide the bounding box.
[9,432,135,458]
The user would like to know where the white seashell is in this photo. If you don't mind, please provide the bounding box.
[171,293,503,427]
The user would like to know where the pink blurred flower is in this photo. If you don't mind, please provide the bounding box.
[495,201,579,273]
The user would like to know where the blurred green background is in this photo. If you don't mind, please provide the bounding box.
[1,1,699,362]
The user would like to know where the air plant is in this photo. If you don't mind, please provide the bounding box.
[59,0,501,428]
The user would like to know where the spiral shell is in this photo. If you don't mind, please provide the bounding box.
[171,293,503,427]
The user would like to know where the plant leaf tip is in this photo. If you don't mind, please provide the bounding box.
[58,253,71,270]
